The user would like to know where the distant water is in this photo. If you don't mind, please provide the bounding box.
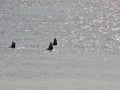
[0,0,119,55]
[0,1,120,90]
[0,0,120,83]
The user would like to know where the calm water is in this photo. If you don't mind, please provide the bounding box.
[0,0,119,54]
[0,0,120,89]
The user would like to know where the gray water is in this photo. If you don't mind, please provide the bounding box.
[0,0,120,90]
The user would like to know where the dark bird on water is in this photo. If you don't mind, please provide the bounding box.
[9,41,16,48]
[46,42,53,51]
[53,38,57,45]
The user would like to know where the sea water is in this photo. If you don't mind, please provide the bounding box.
[0,0,120,90]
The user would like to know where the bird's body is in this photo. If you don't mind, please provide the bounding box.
[46,42,53,51]
[53,38,57,45]
[9,41,16,48]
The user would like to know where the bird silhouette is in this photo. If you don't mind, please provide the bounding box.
[9,41,16,48]
[53,38,57,45]
[46,42,53,51]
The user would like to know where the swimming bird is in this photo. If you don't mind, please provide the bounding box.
[46,42,53,51]
[9,41,16,48]
[53,38,57,45]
